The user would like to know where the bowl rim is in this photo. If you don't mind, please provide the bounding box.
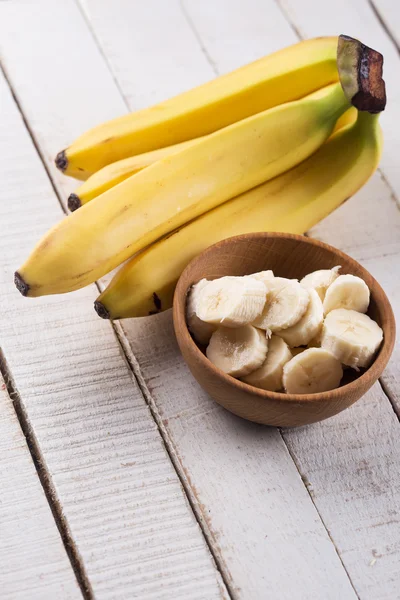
[173,232,396,404]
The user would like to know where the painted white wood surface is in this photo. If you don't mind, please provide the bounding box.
[0,31,225,600]
[372,0,400,46]
[0,1,358,598]
[0,0,399,598]
[277,0,400,403]
[0,373,81,600]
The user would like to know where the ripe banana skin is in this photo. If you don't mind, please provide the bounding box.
[56,37,339,179]
[95,111,382,319]
[16,83,350,297]
[68,137,201,210]
[69,107,358,211]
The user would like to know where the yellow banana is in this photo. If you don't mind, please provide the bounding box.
[69,107,358,211]
[16,83,351,297]
[67,137,202,211]
[95,111,383,319]
[55,37,339,179]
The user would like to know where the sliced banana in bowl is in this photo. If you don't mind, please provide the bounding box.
[174,232,395,427]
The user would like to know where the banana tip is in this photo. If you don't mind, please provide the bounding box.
[68,193,81,212]
[94,300,110,319]
[55,149,68,172]
[14,271,30,296]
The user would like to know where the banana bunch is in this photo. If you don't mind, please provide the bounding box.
[15,35,387,324]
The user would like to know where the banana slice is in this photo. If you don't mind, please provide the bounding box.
[300,265,341,301]
[251,270,274,286]
[206,325,268,377]
[283,348,343,394]
[186,279,217,345]
[323,274,370,315]
[253,277,309,332]
[278,289,323,347]
[242,335,292,391]
[196,276,267,327]
[321,308,383,369]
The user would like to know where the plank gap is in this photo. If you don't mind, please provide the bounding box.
[73,0,131,111]
[379,377,400,422]
[179,0,219,76]
[368,0,400,56]
[0,347,92,600]
[279,428,361,600]
[0,59,66,212]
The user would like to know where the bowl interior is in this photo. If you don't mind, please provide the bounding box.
[175,233,393,390]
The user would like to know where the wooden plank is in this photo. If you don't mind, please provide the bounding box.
[0,373,81,600]
[0,0,358,597]
[0,16,226,600]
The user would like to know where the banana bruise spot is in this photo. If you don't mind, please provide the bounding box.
[152,292,162,311]
[94,300,110,319]
[337,34,386,113]
[67,193,81,212]
[14,271,30,296]
[55,149,68,172]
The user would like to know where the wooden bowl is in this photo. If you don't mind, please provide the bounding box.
[173,233,395,427]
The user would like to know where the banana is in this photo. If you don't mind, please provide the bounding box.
[186,279,216,345]
[251,270,275,286]
[321,308,383,369]
[206,325,268,377]
[68,138,200,211]
[241,335,292,391]
[300,266,341,301]
[253,277,309,332]
[322,274,370,315]
[195,276,267,327]
[69,110,358,212]
[278,289,324,347]
[17,82,351,297]
[55,37,339,179]
[283,348,343,394]
[95,109,383,320]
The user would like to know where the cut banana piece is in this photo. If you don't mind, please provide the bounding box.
[321,308,383,369]
[196,276,267,327]
[206,325,268,377]
[186,279,216,345]
[301,265,341,301]
[323,274,370,315]
[283,348,343,394]
[279,289,324,347]
[251,270,274,286]
[242,335,292,391]
[253,277,309,332]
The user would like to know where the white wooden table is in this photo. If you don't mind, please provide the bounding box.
[0,1,399,598]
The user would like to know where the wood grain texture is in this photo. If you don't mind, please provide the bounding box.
[277,0,400,409]
[0,25,226,600]
[0,373,81,600]
[173,233,395,427]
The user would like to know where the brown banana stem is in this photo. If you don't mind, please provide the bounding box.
[337,34,386,113]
